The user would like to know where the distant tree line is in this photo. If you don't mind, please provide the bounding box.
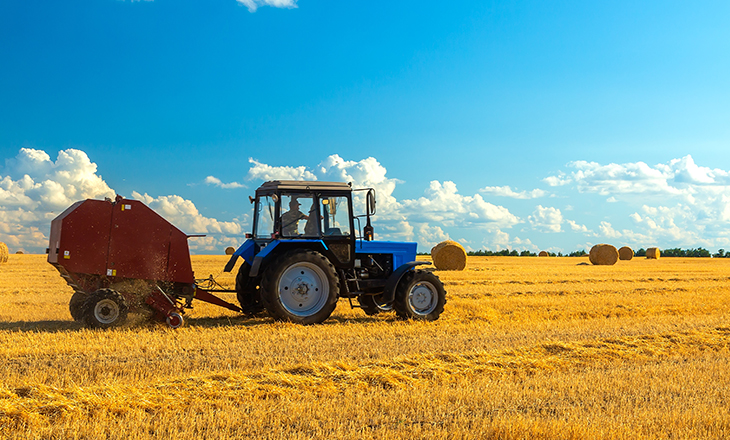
[464,249,588,257]
[647,247,714,257]
[420,247,729,258]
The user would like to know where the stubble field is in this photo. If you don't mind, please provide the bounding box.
[0,254,729,439]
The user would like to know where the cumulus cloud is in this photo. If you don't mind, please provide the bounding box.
[547,155,730,249]
[236,0,297,13]
[131,192,242,236]
[204,176,245,189]
[247,158,317,181]
[598,221,622,239]
[131,191,247,252]
[480,185,547,199]
[545,155,728,199]
[0,148,117,252]
[528,205,563,233]
[567,220,589,233]
[0,148,248,254]
[246,155,522,249]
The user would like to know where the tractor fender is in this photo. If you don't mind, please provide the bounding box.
[249,239,330,277]
[223,239,257,272]
[382,261,432,303]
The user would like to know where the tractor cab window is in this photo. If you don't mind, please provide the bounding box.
[280,194,318,237]
[320,196,351,237]
[254,195,276,239]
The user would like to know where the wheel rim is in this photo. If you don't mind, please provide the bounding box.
[372,294,393,312]
[166,312,184,329]
[94,298,120,324]
[408,281,438,315]
[277,262,329,317]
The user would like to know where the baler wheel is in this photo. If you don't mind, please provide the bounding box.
[82,289,129,329]
[358,294,393,316]
[393,270,446,321]
[261,250,339,324]
[166,312,184,329]
[69,291,88,321]
[236,262,265,315]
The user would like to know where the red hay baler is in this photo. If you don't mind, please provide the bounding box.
[48,195,241,328]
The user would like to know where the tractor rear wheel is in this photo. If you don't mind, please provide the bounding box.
[236,262,264,315]
[261,250,339,324]
[394,270,446,321]
[82,289,129,329]
[69,291,87,321]
[358,294,393,316]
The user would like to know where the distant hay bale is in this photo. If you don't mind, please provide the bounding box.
[538,251,549,257]
[646,247,661,259]
[618,246,634,261]
[430,240,467,271]
[589,244,619,266]
[0,242,8,264]
[225,246,236,255]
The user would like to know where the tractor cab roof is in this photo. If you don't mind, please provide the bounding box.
[256,180,352,193]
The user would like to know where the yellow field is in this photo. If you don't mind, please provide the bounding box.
[1,254,729,439]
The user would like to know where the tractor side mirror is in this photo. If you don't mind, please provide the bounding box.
[366,189,376,216]
[248,196,255,204]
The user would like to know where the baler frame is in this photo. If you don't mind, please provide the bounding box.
[49,195,241,328]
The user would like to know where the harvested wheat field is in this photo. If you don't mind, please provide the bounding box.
[1,254,730,439]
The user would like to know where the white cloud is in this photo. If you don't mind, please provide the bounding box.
[205,176,245,189]
[543,173,571,187]
[547,155,730,200]
[598,221,622,238]
[131,192,243,236]
[546,155,730,249]
[246,155,521,250]
[131,191,247,252]
[236,0,297,13]
[400,181,520,228]
[528,205,563,233]
[247,158,317,181]
[567,220,589,233]
[0,148,117,253]
[0,148,249,254]
[479,185,547,199]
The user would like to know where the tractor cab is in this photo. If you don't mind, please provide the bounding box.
[251,181,358,269]
[225,180,446,324]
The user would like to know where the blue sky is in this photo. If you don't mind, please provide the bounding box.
[1,0,730,254]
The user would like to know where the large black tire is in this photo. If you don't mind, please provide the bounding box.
[358,294,393,316]
[82,289,129,329]
[236,262,265,316]
[261,250,339,324]
[393,270,446,321]
[69,291,88,321]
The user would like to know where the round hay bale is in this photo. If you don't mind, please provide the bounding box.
[15,251,23,254]
[589,244,619,266]
[646,247,661,259]
[430,240,467,271]
[618,246,634,261]
[225,246,236,255]
[538,251,549,257]
[0,242,8,264]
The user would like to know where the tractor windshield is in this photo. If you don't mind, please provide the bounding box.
[254,195,276,239]
[320,196,351,236]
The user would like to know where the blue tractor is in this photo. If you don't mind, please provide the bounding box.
[223,180,446,324]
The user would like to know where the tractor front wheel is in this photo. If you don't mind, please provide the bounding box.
[82,289,129,329]
[394,270,446,321]
[261,250,339,324]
